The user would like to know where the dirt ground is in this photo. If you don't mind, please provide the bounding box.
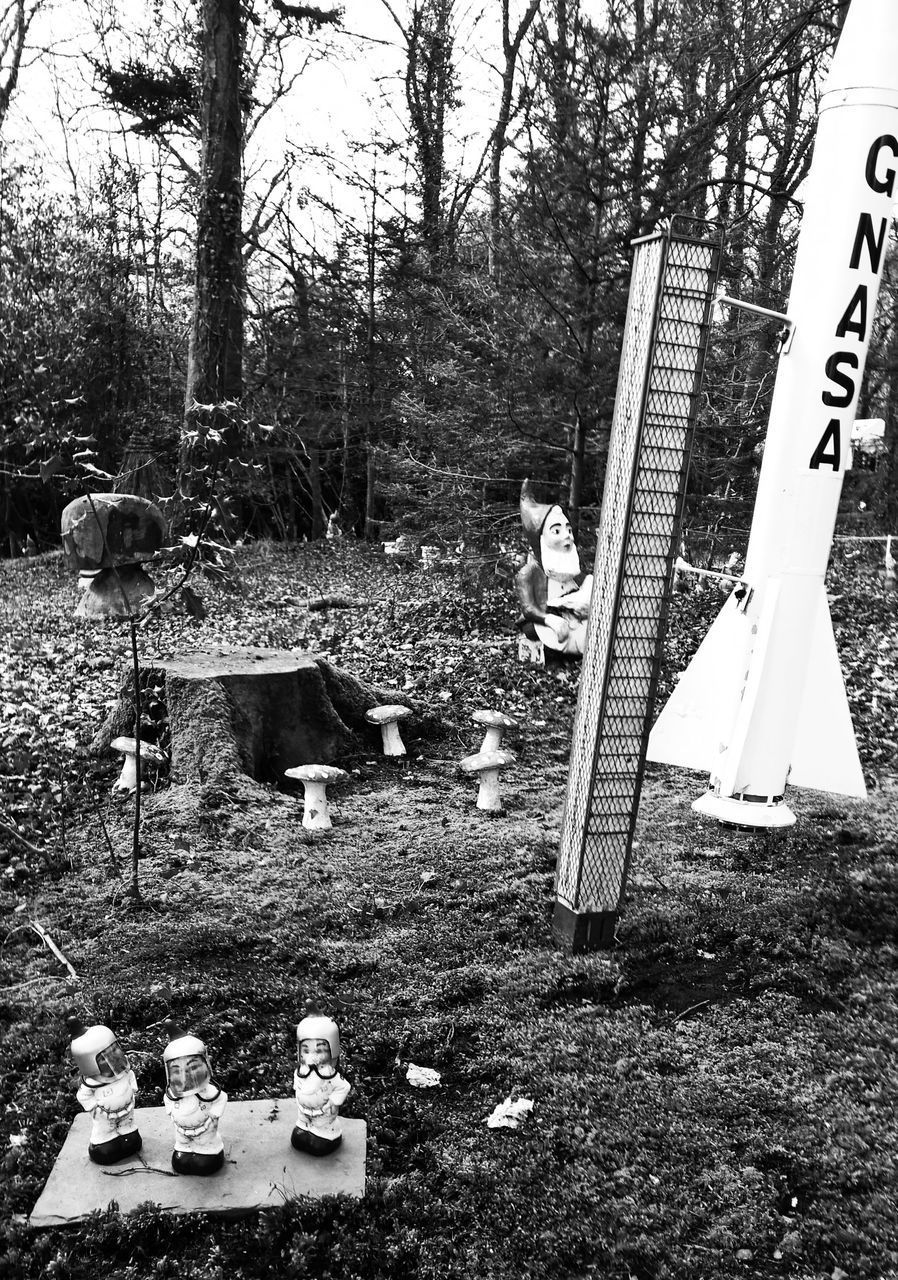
[1,540,896,1280]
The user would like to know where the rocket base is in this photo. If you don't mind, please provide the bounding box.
[692,790,796,830]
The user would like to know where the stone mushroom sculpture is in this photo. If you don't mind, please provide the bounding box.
[471,709,519,754]
[110,737,167,793]
[285,764,348,830]
[459,749,516,812]
[365,704,412,757]
[61,493,166,618]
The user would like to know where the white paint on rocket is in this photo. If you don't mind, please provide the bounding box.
[648,0,898,826]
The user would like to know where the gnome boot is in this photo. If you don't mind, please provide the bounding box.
[171,1149,225,1176]
[291,1125,342,1157]
[88,1129,142,1165]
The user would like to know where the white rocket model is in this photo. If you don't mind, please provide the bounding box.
[648,0,897,828]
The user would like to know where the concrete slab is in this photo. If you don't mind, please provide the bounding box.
[29,1099,366,1227]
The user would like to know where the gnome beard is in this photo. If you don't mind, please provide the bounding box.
[541,542,582,582]
[516,482,592,656]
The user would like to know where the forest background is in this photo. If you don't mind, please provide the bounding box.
[1,0,896,562]
[2,6,898,1277]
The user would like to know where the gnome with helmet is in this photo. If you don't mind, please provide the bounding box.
[291,1002,351,1157]
[67,1013,142,1165]
[162,1019,228,1175]
[515,480,594,656]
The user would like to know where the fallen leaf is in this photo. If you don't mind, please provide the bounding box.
[406,1064,441,1089]
[485,1097,534,1129]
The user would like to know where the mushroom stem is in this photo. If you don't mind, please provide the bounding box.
[301,781,332,830]
[380,722,407,757]
[480,727,504,754]
[476,768,503,811]
[114,754,140,793]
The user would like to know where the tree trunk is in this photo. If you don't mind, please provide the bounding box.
[364,177,379,541]
[0,0,35,132]
[488,0,542,279]
[308,438,325,538]
[400,0,454,271]
[182,0,244,471]
[365,447,379,541]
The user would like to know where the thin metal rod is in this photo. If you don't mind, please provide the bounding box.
[717,294,790,325]
[674,557,746,585]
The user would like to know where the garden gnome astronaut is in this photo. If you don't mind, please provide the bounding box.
[162,1019,227,1175]
[66,1013,142,1165]
[292,1002,351,1156]
[515,480,593,655]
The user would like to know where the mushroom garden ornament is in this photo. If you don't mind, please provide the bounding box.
[110,737,167,793]
[162,1019,227,1176]
[67,1013,142,1165]
[365,704,412,756]
[459,749,516,811]
[60,493,166,618]
[284,764,348,830]
[471,709,518,754]
[291,1002,351,1157]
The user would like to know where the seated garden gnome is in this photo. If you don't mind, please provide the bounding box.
[60,492,166,618]
[291,1002,351,1157]
[162,1019,227,1175]
[514,480,593,656]
[66,1013,142,1165]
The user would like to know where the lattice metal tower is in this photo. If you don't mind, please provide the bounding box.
[553,216,723,952]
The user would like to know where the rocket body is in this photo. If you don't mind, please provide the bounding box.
[648,0,898,823]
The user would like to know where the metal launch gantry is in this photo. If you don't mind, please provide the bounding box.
[553,215,722,953]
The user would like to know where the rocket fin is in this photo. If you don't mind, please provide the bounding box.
[648,584,866,799]
[647,591,747,773]
[788,591,866,798]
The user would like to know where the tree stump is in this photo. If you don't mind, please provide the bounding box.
[90,647,410,789]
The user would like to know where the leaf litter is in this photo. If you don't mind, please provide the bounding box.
[0,539,896,1278]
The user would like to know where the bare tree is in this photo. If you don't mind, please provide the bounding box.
[0,0,41,132]
[488,0,542,278]
[379,0,458,270]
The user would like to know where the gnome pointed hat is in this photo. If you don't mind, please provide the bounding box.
[520,480,564,561]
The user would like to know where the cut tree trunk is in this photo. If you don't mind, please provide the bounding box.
[90,647,410,789]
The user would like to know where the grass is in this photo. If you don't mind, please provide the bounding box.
[0,541,896,1279]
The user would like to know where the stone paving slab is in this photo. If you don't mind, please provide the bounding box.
[30,1099,366,1227]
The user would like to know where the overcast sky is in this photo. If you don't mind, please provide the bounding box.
[3,2,515,195]
[2,0,613,263]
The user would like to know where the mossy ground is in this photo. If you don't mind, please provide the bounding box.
[0,542,896,1279]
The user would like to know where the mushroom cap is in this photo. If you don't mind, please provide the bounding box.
[459,749,516,775]
[365,704,412,726]
[109,736,167,763]
[60,492,166,571]
[284,764,348,784]
[471,709,519,730]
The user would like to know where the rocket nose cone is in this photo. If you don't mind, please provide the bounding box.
[823,0,898,96]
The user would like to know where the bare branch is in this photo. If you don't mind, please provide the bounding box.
[0,0,41,130]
